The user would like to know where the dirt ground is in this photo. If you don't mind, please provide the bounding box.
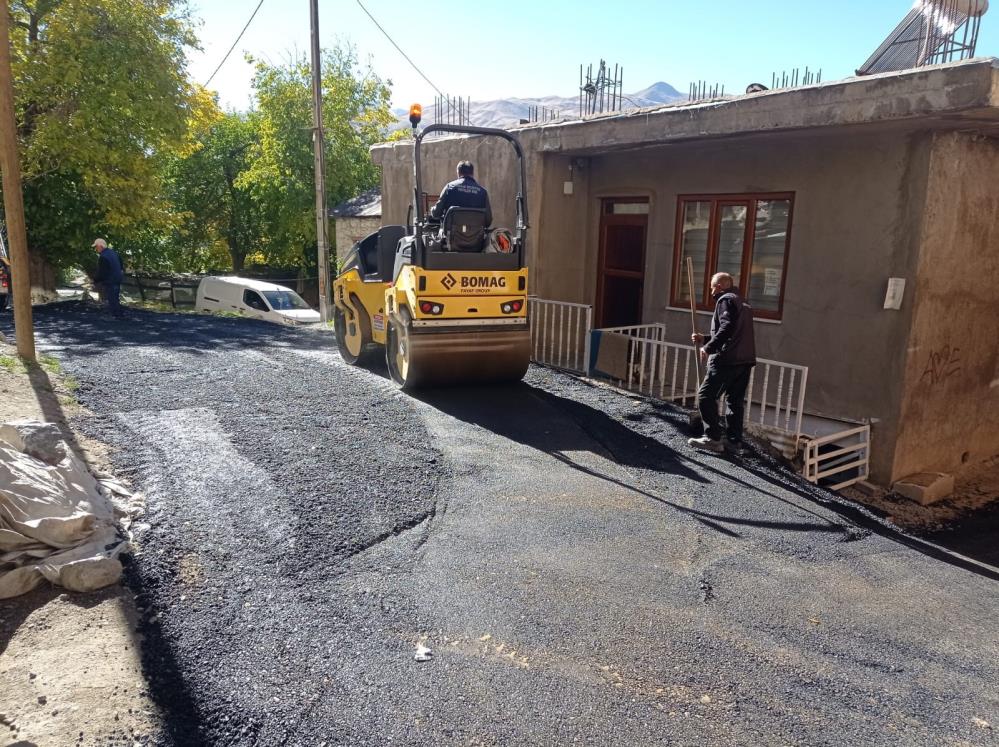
[842,458,999,531]
[0,334,160,747]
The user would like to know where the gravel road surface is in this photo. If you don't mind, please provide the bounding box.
[5,303,998,746]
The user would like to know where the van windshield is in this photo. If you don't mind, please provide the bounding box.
[262,290,311,311]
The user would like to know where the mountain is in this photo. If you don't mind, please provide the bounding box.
[629,81,684,105]
[392,81,685,131]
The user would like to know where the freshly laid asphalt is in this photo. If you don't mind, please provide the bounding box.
[4,303,998,746]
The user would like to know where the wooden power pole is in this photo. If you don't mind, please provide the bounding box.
[309,0,331,324]
[0,2,34,360]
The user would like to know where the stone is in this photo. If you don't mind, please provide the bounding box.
[892,472,955,505]
[0,420,69,464]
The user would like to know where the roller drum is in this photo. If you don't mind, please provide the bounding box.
[388,322,530,388]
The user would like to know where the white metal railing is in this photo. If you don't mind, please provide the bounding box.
[619,337,702,407]
[593,329,809,442]
[597,323,667,342]
[803,424,871,491]
[741,358,809,443]
[528,297,593,374]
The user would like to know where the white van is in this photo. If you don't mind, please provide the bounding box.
[195,276,321,325]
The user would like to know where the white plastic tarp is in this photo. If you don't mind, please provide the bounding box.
[0,420,134,599]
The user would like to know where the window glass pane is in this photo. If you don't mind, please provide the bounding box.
[716,204,747,286]
[611,202,649,215]
[676,201,711,303]
[263,290,310,310]
[747,199,791,313]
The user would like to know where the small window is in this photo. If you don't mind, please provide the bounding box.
[606,202,650,215]
[243,289,268,311]
[671,193,793,319]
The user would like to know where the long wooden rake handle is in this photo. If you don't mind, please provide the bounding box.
[686,256,702,386]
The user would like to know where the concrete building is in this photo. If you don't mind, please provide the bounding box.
[371,59,999,487]
[331,188,381,263]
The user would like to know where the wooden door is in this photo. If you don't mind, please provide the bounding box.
[596,199,649,328]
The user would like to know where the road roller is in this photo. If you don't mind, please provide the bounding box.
[332,107,530,389]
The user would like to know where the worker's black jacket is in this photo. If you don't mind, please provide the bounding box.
[94,247,124,285]
[430,176,492,226]
[703,289,756,366]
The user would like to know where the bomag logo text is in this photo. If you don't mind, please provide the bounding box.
[460,276,507,289]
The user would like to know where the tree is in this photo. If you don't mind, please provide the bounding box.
[7,0,205,273]
[239,45,394,268]
[167,110,263,272]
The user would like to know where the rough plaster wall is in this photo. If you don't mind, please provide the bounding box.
[532,152,592,303]
[371,135,531,229]
[372,131,549,283]
[892,132,999,479]
[333,217,380,261]
[535,130,931,483]
[372,143,412,226]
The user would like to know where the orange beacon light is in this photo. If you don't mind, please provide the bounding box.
[409,103,422,128]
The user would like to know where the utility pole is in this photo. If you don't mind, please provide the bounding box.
[309,0,331,324]
[0,2,34,360]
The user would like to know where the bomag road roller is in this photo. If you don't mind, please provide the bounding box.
[332,107,530,389]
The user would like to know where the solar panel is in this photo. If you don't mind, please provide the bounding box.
[858,0,989,75]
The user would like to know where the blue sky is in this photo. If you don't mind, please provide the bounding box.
[185,0,999,110]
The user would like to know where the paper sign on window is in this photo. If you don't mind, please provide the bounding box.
[763,268,781,297]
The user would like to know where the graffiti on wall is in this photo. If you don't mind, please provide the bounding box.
[920,345,962,387]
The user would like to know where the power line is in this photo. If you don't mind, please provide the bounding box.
[355,0,460,119]
[204,0,266,87]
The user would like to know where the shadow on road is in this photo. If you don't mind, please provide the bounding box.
[736,437,999,581]
[414,382,856,540]
[3,301,319,360]
[922,502,999,568]
[121,560,234,745]
[415,382,705,480]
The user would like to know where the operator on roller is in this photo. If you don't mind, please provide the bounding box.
[429,160,492,227]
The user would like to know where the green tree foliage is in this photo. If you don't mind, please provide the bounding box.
[166,110,263,272]
[4,7,394,278]
[7,0,204,270]
[240,45,394,268]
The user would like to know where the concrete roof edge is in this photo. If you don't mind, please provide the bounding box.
[531,58,999,152]
[369,58,999,158]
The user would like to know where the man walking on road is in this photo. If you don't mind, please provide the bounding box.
[689,272,756,454]
[92,238,125,317]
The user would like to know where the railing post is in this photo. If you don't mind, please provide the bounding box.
[794,368,808,443]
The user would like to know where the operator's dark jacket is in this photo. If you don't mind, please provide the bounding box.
[702,289,756,366]
[94,247,124,286]
[430,176,492,226]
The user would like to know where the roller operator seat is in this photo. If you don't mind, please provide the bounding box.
[442,207,488,252]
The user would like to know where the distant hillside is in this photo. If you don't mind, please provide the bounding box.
[392,82,685,131]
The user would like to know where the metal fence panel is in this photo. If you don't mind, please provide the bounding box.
[803,424,871,491]
[528,297,592,374]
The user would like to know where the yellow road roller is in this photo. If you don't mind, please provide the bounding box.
[332,111,530,389]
